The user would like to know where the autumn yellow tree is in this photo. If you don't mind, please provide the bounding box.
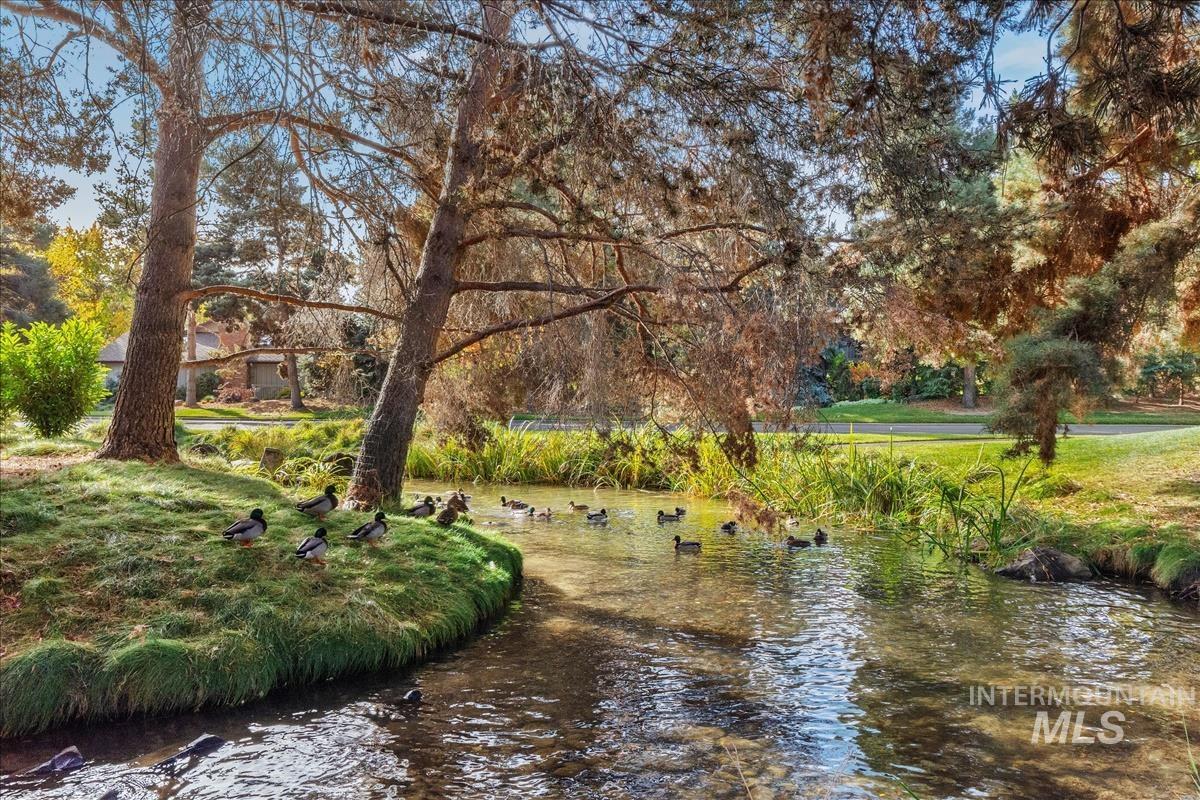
[44,224,137,340]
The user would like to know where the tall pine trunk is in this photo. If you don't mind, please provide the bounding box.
[347,4,509,507]
[962,361,978,409]
[286,353,306,411]
[97,1,211,461]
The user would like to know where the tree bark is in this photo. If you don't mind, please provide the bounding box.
[97,1,211,461]
[962,361,978,409]
[185,305,198,407]
[286,353,307,411]
[347,3,510,507]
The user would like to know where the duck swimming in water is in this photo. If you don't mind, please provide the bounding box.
[657,510,681,523]
[222,508,266,547]
[785,535,811,548]
[348,512,387,546]
[720,520,738,534]
[567,501,589,512]
[813,528,828,545]
[536,508,552,519]
[673,535,701,552]
[296,485,338,520]
[586,508,608,523]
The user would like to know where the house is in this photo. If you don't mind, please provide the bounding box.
[244,351,289,400]
[98,332,219,390]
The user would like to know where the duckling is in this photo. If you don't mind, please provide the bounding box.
[673,535,701,552]
[657,510,681,523]
[785,535,811,548]
[296,527,329,564]
[813,528,829,545]
[674,507,687,517]
[567,500,589,512]
[222,508,266,547]
[296,485,338,520]
[536,508,552,519]
[348,512,387,546]
[435,506,459,526]
[404,496,436,517]
[586,508,608,523]
[720,520,738,534]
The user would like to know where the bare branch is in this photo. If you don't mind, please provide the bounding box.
[183,284,401,321]
[184,347,380,369]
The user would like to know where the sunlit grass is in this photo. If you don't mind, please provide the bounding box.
[0,456,521,736]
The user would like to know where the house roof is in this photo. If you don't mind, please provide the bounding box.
[99,333,220,364]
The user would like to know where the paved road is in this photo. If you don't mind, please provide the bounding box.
[91,416,1194,437]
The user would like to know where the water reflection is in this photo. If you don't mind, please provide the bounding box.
[2,482,1197,799]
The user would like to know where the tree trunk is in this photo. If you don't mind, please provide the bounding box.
[97,1,211,462]
[347,4,510,507]
[286,353,307,411]
[185,305,198,407]
[962,361,978,409]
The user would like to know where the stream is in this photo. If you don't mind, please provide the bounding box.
[2,481,1198,799]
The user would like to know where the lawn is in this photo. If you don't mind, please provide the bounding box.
[811,397,1200,425]
[0,452,521,737]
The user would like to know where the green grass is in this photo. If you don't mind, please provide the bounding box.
[0,456,521,737]
[87,406,364,421]
[808,398,1200,425]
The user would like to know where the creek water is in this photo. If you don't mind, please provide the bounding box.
[2,481,1198,800]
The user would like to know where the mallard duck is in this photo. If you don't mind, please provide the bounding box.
[813,528,828,545]
[567,500,589,512]
[296,485,338,520]
[501,495,529,510]
[674,507,687,517]
[296,528,329,563]
[785,535,811,548]
[586,508,608,523]
[785,517,801,528]
[720,520,738,534]
[447,492,469,512]
[536,508,552,519]
[657,510,681,523]
[222,508,266,547]
[436,506,459,526]
[673,535,701,552]
[349,512,387,546]
[404,496,435,517]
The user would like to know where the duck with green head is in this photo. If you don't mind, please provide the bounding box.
[297,485,338,521]
[222,508,266,547]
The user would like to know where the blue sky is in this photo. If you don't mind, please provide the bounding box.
[42,28,1050,229]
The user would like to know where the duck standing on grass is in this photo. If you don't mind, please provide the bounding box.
[657,510,681,523]
[673,535,701,552]
[296,528,329,564]
[349,512,388,546]
[405,496,436,517]
[586,508,608,523]
[436,506,459,526]
[297,485,338,521]
[222,508,266,547]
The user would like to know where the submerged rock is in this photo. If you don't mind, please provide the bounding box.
[151,734,227,773]
[22,745,85,775]
[995,547,1093,583]
[402,689,423,703]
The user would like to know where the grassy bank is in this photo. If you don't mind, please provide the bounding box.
[187,421,1198,600]
[0,453,521,737]
[812,397,1200,425]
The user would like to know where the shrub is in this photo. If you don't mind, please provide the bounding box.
[2,320,109,437]
[0,322,19,422]
[175,371,220,401]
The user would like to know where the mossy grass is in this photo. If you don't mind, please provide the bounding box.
[0,458,521,737]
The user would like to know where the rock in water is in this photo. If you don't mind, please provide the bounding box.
[23,745,85,775]
[259,447,286,473]
[403,689,422,703]
[151,734,228,773]
[995,547,1092,582]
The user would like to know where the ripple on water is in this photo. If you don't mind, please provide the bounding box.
[2,481,1197,800]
